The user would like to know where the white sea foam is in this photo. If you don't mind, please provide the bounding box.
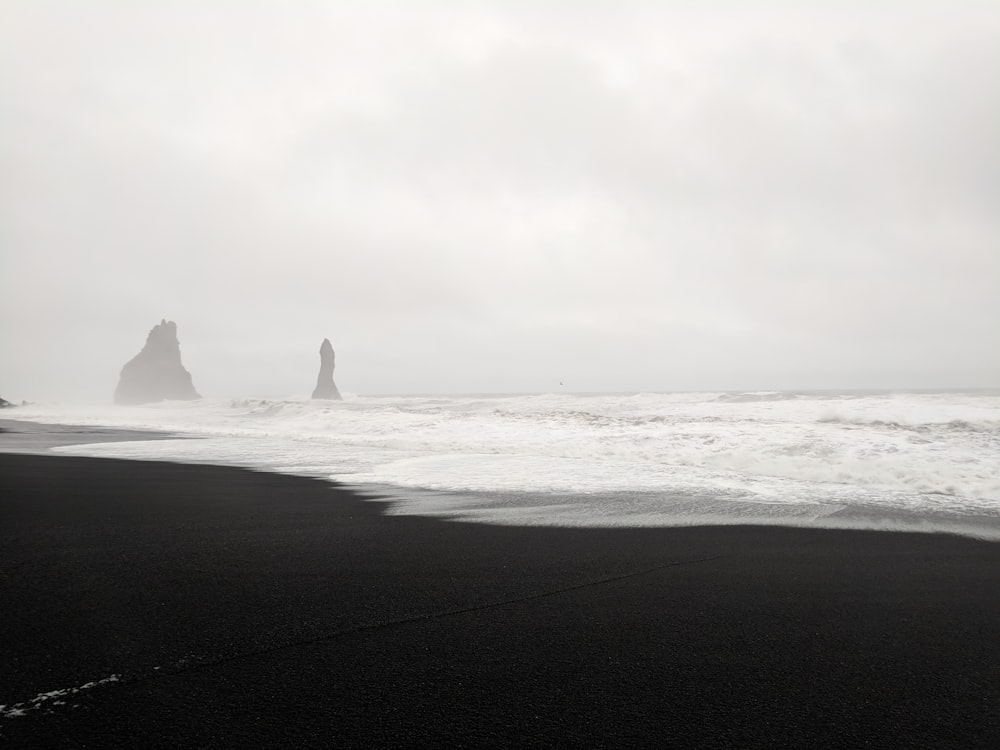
[0,675,120,719]
[9,390,1000,534]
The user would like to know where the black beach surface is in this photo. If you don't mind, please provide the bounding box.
[1,432,999,747]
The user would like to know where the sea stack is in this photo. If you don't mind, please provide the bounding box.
[311,338,342,400]
[114,320,201,405]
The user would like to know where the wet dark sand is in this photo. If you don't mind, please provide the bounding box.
[0,418,178,454]
[1,453,998,748]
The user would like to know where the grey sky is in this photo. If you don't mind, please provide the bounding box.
[2,1,998,399]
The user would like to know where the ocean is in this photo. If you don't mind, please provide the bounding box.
[9,390,1000,538]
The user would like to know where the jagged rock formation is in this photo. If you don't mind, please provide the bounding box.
[311,338,342,400]
[0,396,11,408]
[114,320,200,405]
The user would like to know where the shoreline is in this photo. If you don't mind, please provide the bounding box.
[0,417,180,455]
[1,450,998,747]
[3,416,999,541]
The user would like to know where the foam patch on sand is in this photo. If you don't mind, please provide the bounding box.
[0,675,121,719]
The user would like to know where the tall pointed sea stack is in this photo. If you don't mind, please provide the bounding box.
[114,320,201,405]
[311,338,342,400]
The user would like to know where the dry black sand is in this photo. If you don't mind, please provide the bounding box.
[1,453,998,748]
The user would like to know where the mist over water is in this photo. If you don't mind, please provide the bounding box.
[10,389,1000,538]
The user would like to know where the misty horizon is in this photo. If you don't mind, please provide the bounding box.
[3,2,998,400]
[2,314,996,402]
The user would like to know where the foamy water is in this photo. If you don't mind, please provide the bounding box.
[8,390,1000,536]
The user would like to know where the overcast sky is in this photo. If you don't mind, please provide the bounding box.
[2,1,998,399]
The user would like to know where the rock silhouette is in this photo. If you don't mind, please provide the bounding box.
[311,338,342,400]
[114,320,200,405]
[0,396,11,408]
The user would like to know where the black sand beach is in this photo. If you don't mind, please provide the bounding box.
[2,452,999,748]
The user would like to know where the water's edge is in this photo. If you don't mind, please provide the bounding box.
[3,416,998,542]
